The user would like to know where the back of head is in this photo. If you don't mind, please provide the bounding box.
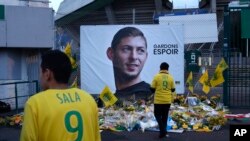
[160,62,169,70]
[111,27,147,49]
[41,50,72,84]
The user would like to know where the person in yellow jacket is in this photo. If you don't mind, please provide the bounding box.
[150,62,175,139]
[20,50,100,141]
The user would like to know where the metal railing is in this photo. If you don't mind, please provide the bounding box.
[0,80,39,113]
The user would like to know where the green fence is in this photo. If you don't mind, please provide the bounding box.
[223,5,250,108]
[0,80,39,113]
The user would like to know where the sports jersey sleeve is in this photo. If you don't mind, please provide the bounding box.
[94,106,101,141]
[171,76,176,89]
[20,102,38,141]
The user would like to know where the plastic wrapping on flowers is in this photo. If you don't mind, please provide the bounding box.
[99,94,229,132]
[99,100,157,132]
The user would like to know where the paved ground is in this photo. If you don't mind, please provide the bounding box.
[0,125,233,141]
[102,127,229,141]
[0,108,249,141]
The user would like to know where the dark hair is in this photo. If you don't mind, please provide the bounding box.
[111,27,147,49]
[41,50,72,84]
[160,62,169,70]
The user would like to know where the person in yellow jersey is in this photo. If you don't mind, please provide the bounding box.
[150,62,175,139]
[20,50,101,141]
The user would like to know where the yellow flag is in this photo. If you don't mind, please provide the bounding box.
[186,72,193,93]
[199,70,210,94]
[69,56,77,70]
[64,42,77,70]
[64,42,72,57]
[210,58,228,87]
[70,77,77,88]
[99,86,118,107]
[210,70,225,87]
[215,58,228,72]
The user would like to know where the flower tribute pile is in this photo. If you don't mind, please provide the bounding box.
[98,94,229,132]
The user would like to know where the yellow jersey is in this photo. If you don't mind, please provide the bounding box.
[151,70,175,104]
[20,88,101,141]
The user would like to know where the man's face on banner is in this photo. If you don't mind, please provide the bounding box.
[111,36,148,79]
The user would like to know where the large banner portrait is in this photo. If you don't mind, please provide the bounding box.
[80,25,184,97]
